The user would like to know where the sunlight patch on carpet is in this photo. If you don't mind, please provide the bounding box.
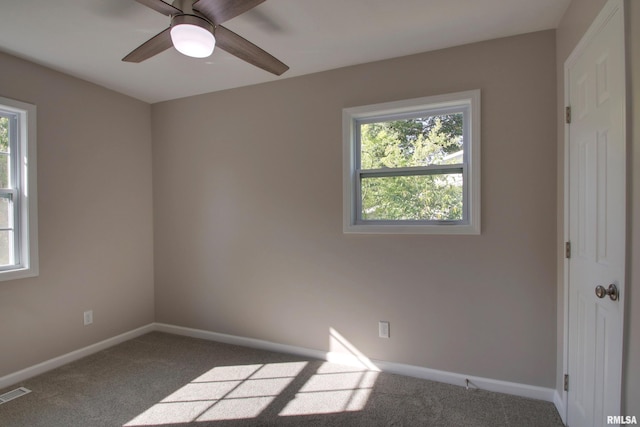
[125,330,381,425]
[124,361,307,425]
[278,369,379,416]
[278,328,379,417]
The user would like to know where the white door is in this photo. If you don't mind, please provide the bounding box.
[566,1,626,426]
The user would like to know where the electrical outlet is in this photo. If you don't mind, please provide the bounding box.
[379,321,390,338]
[83,310,93,326]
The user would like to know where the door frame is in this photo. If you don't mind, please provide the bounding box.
[561,0,627,423]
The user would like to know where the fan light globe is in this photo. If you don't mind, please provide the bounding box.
[170,17,215,58]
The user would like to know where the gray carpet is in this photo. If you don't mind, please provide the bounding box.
[0,332,564,426]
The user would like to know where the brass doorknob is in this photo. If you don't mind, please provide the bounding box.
[595,284,618,301]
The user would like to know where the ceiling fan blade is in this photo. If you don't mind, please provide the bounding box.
[215,25,288,75]
[135,0,182,16]
[122,27,173,63]
[193,0,265,24]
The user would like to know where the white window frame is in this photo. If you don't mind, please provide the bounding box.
[0,96,38,281]
[343,90,480,234]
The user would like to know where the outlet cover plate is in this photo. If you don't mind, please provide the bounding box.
[379,321,390,338]
[83,310,93,326]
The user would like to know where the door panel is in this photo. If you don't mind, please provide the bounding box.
[566,1,625,426]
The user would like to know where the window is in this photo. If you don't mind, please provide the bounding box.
[0,96,38,281]
[343,90,480,234]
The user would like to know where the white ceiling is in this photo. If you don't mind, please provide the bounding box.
[0,0,571,104]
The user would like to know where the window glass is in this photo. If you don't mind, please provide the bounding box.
[361,173,463,221]
[0,116,8,151]
[359,113,464,169]
[0,195,11,229]
[0,117,9,189]
[0,230,12,266]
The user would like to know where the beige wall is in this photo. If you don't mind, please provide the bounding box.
[0,52,155,377]
[153,30,558,387]
[556,0,640,413]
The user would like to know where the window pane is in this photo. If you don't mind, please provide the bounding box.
[0,229,13,266]
[361,173,463,221]
[0,153,9,188]
[360,114,463,170]
[0,116,9,153]
[0,196,11,228]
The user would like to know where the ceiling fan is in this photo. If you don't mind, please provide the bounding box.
[122,0,289,76]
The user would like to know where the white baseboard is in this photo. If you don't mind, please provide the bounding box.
[0,324,155,390]
[373,359,555,402]
[155,323,557,403]
[554,389,567,425]
[1,322,558,406]
[154,323,328,361]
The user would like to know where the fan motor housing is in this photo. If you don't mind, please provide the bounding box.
[171,14,214,33]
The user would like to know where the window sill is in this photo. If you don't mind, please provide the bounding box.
[343,222,480,235]
[0,266,39,282]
